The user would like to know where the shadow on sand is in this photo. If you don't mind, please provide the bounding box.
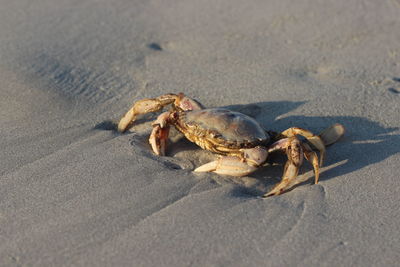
[95,100,400,196]
[226,101,400,189]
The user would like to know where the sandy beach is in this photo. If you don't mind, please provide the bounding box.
[1,0,399,266]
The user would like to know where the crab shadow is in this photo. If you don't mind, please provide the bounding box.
[96,101,400,197]
[224,101,400,196]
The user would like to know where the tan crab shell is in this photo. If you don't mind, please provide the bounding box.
[175,108,270,154]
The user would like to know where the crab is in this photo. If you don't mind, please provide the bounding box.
[118,93,344,197]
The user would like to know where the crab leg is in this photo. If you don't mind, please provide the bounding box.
[149,112,171,156]
[319,123,345,146]
[302,143,320,184]
[263,137,304,197]
[263,124,344,197]
[280,127,325,166]
[118,94,180,132]
[194,156,258,176]
[263,160,300,197]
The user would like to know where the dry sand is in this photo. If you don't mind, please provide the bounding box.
[1,0,400,266]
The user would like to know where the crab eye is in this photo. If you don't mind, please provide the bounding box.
[179,97,204,111]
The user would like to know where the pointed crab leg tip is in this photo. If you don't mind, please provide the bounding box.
[117,124,126,133]
[117,119,128,132]
[263,186,285,197]
[118,109,136,131]
[315,170,320,184]
[332,123,345,134]
[194,161,218,173]
[314,175,319,184]
[319,123,345,146]
[154,148,164,156]
[319,153,325,167]
[149,140,161,156]
[262,191,279,198]
[149,142,165,156]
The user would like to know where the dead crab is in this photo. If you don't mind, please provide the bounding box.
[118,93,344,197]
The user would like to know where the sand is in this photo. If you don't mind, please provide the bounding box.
[1,0,399,266]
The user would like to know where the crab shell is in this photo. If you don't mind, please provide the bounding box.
[118,93,345,197]
[174,108,270,155]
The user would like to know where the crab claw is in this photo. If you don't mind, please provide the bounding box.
[149,124,169,156]
[281,127,325,166]
[194,156,258,176]
[148,112,171,156]
[263,137,304,197]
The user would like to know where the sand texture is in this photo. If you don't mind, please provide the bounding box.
[1,0,400,266]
